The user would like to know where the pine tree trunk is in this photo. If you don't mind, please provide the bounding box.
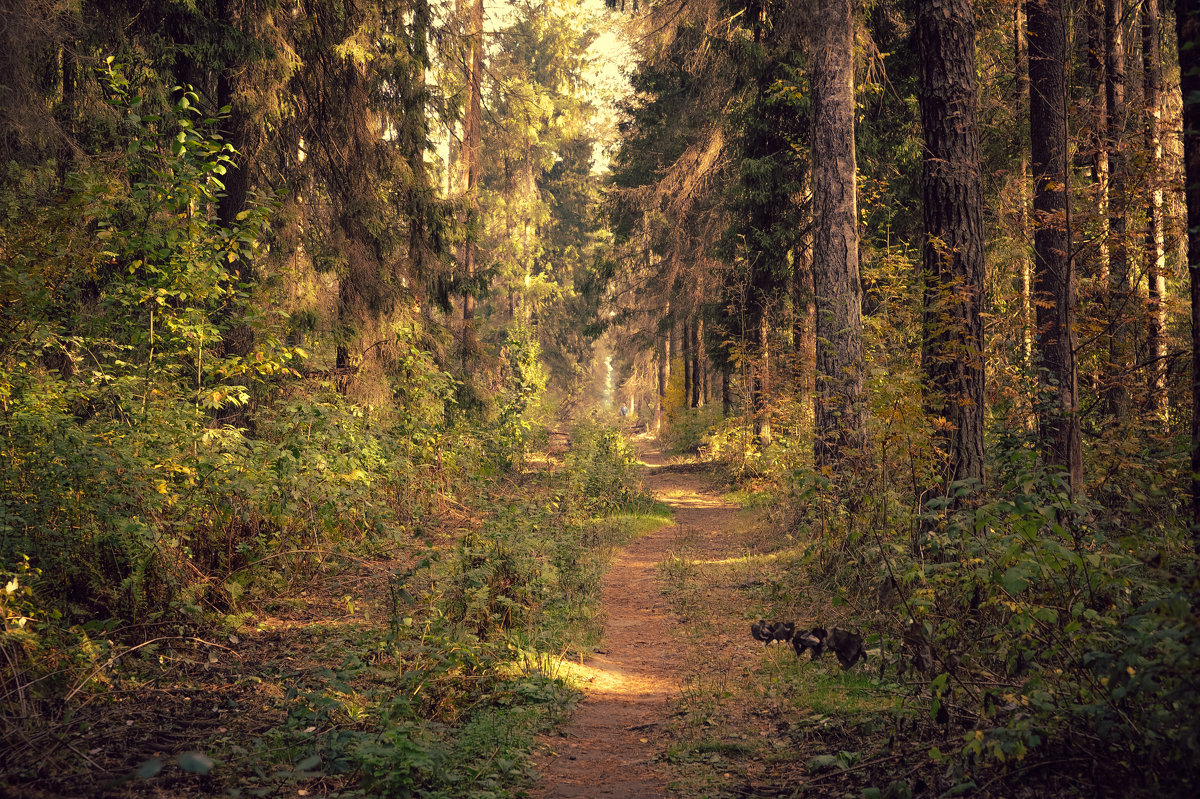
[1028,0,1083,490]
[808,0,868,471]
[691,318,702,408]
[792,175,816,427]
[459,0,484,361]
[722,363,733,417]
[917,0,986,491]
[56,28,77,187]
[407,0,436,302]
[1176,0,1200,545]
[682,315,693,408]
[753,311,771,445]
[1087,0,1111,395]
[1014,0,1033,376]
[1143,0,1167,418]
[214,0,257,376]
[669,316,677,376]
[657,331,668,431]
[1104,0,1130,416]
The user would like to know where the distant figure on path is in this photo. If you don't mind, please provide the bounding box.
[620,404,628,419]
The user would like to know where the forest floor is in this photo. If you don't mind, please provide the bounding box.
[4,436,914,799]
[531,443,739,797]
[533,441,905,799]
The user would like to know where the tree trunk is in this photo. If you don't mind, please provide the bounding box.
[1014,0,1033,375]
[1087,0,1110,363]
[656,331,668,431]
[722,363,733,417]
[691,318,702,408]
[1028,0,1083,490]
[753,310,771,445]
[917,0,986,491]
[1176,0,1200,546]
[407,0,437,305]
[808,0,868,471]
[682,314,693,408]
[792,177,816,426]
[669,315,677,377]
[1143,0,1167,418]
[459,0,484,362]
[214,0,258,398]
[1104,0,1130,416]
[56,28,77,187]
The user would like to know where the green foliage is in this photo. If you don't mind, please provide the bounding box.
[435,461,663,654]
[1,557,46,667]
[660,404,726,457]
[438,508,549,639]
[0,64,462,627]
[564,420,651,515]
[485,324,549,470]
[226,437,664,798]
[794,447,1200,795]
[0,64,289,616]
[235,620,572,799]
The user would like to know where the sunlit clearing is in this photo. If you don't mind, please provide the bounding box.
[690,551,784,567]
[655,490,726,509]
[521,651,675,699]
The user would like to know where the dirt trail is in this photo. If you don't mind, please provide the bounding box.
[533,446,739,798]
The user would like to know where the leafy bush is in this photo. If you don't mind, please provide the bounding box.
[0,66,285,618]
[485,323,550,470]
[564,420,650,514]
[660,404,724,456]
[798,451,1200,796]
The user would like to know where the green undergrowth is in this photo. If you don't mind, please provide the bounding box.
[657,519,899,799]
[1,421,667,797]
[653,394,1199,796]
[678,449,1200,798]
[217,421,667,799]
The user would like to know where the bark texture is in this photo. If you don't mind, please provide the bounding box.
[682,314,693,407]
[809,0,868,470]
[459,0,484,359]
[752,310,772,446]
[1028,0,1083,489]
[656,332,668,430]
[916,0,986,489]
[1143,0,1167,417]
[1087,0,1110,308]
[1177,0,1200,544]
[1015,0,1033,372]
[792,222,816,420]
[1104,0,1130,416]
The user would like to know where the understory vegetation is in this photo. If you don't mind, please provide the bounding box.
[2,399,663,795]
[651,393,1198,797]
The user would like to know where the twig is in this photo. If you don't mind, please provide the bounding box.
[1,643,27,718]
[63,636,232,704]
[60,735,105,772]
[224,548,373,577]
[788,753,905,796]
[973,756,1090,795]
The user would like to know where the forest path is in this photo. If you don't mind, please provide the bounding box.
[531,444,741,798]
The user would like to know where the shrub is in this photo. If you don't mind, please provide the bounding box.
[564,420,649,514]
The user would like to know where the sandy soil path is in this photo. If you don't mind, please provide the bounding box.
[532,446,739,798]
